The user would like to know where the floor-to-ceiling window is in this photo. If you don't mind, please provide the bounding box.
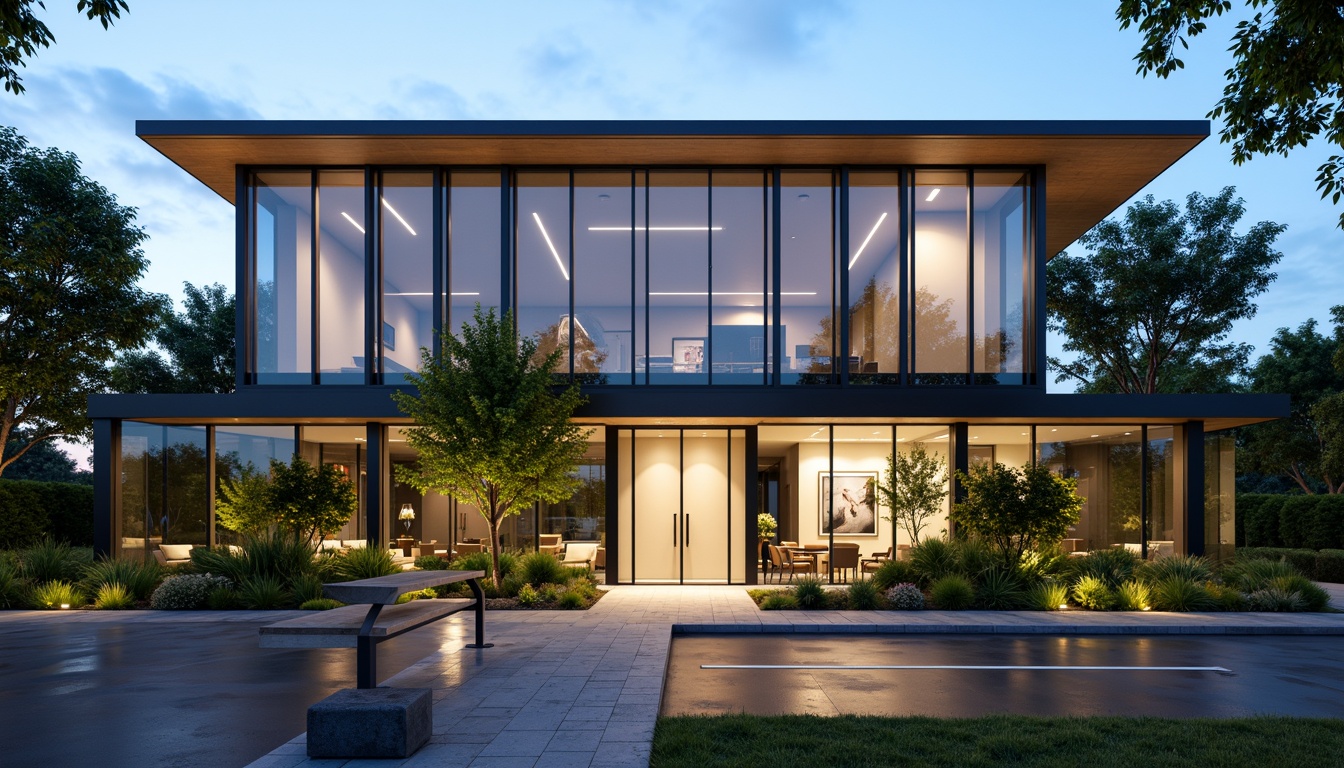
[448,171,503,336]
[214,426,296,545]
[379,171,434,383]
[780,172,836,385]
[252,172,312,384]
[119,423,209,560]
[317,170,367,385]
[848,172,902,384]
[911,171,969,384]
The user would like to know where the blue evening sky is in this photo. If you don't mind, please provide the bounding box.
[7,1,1340,465]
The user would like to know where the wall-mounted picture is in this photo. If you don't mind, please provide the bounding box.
[819,472,878,536]
[382,321,396,351]
[671,337,705,374]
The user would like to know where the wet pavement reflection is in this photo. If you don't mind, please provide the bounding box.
[663,634,1344,718]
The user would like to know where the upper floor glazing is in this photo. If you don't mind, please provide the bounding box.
[244,166,1037,387]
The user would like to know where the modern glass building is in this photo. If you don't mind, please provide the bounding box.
[90,120,1285,583]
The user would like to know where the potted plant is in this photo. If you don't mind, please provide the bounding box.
[757,512,778,571]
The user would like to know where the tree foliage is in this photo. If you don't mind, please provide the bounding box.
[1047,187,1283,393]
[876,443,947,545]
[110,282,236,394]
[214,467,275,537]
[264,456,358,546]
[2,429,89,484]
[951,462,1084,567]
[1,1,128,95]
[0,126,164,477]
[393,305,588,589]
[1240,312,1344,493]
[1118,0,1344,229]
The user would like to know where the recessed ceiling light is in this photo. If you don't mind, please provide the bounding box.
[588,226,723,231]
[382,199,416,236]
[798,193,810,200]
[341,211,365,234]
[1124,432,1132,436]
[1091,434,1101,438]
[598,193,610,200]
[1051,428,1058,432]
[925,188,941,202]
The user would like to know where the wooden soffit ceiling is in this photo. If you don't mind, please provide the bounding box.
[137,120,1208,256]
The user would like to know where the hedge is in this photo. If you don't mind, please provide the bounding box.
[1237,493,1344,550]
[0,479,94,549]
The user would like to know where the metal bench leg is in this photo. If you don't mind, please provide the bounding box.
[465,578,493,649]
[356,604,384,689]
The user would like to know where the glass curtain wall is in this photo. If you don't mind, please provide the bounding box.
[317,171,366,384]
[911,171,969,384]
[448,172,503,336]
[574,172,634,384]
[972,171,1031,384]
[649,172,710,383]
[780,172,835,384]
[379,172,434,383]
[517,172,572,377]
[848,172,902,384]
[1037,426,1143,554]
[1205,432,1235,561]
[214,426,296,545]
[119,423,209,560]
[711,171,769,384]
[1147,426,1177,557]
[252,172,312,384]
[299,427,367,542]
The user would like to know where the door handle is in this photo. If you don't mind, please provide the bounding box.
[684,514,690,547]
[673,513,678,547]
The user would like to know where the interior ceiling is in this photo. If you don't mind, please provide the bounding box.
[139,122,1207,257]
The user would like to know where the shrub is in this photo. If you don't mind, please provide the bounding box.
[39,481,95,547]
[870,558,919,591]
[0,558,27,608]
[299,598,343,611]
[538,583,561,602]
[238,575,291,609]
[496,551,519,579]
[1247,587,1305,612]
[189,546,250,586]
[93,583,136,610]
[150,573,232,610]
[1149,576,1216,612]
[1268,575,1331,612]
[793,576,826,609]
[32,580,82,609]
[499,574,526,598]
[909,538,959,584]
[1279,495,1344,550]
[1206,583,1247,612]
[928,574,974,610]
[1238,493,1287,547]
[1025,581,1068,611]
[1069,548,1140,589]
[20,539,93,584]
[81,556,165,601]
[847,579,881,610]
[205,586,242,610]
[885,583,925,610]
[955,537,997,580]
[1015,547,1070,585]
[415,555,450,570]
[337,546,400,580]
[396,587,438,604]
[1115,580,1152,611]
[518,551,568,586]
[975,567,1025,610]
[557,591,585,610]
[760,592,798,610]
[1071,575,1117,611]
[1316,550,1344,583]
[291,573,326,605]
[516,584,540,606]
[951,462,1083,565]
[568,579,598,601]
[1139,555,1213,585]
[452,551,494,576]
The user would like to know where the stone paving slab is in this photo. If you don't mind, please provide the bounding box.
[249,584,1344,768]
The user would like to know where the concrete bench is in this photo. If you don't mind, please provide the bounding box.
[259,569,489,689]
[259,569,489,759]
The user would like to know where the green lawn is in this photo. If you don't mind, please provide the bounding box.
[651,714,1344,767]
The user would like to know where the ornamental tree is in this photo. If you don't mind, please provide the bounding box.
[393,305,589,589]
[214,467,276,537]
[876,443,947,545]
[951,462,1084,567]
[265,456,358,546]
[0,126,166,477]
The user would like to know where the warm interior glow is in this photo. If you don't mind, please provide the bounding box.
[532,212,569,280]
[848,212,888,269]
[341,211,365,234]
[650,291,816,296]
[381,199,417,236]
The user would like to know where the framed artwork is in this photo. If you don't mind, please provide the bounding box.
[382,322,396,351]
[819,472,878,536]
[671,337,705,373]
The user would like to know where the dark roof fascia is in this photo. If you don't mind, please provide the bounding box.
[87,388,1285,426]
[135,119,1211,140]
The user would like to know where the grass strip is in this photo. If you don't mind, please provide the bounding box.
[652,714,1344,767]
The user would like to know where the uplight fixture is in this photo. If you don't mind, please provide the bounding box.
[925,188,941,202]
[381,199,416,236]
[341,212,365,234]
[60,603,71,610]
[532,212,569,280]
[849,212,889,269]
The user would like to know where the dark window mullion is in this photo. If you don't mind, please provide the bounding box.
[839,167,850,387]
[310,170,320,384]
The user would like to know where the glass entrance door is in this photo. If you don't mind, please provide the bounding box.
[618,428,746,583]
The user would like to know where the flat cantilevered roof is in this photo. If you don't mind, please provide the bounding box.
[136,119,1208,256]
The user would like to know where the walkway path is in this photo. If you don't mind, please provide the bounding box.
[249,584,1344,768]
